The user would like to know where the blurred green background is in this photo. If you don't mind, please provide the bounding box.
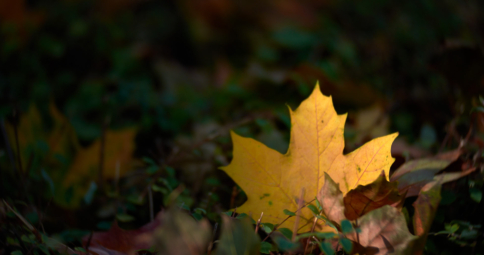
[1,0,484,254]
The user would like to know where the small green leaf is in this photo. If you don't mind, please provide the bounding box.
[96,221,111,230]
[320,242,335,255]
[178,203,190,211]
[116,213,135,222]
[316,215,338,231]
[21,235,35,244]
[339,237,353,253]
[461,229,478,240]
[444,223,459,233]
[307,204,320,215]
[194,208,207,215]
[260,241,272,254]
[165,166,175,177]
[192,212,203,221]
[283,209,296,216]
[469,188,482,203]
[11,250,23,255]
[152,184,168,194]
[236,213,248,219]
[142,157,157,165]
[315,199,322,211]
[261,222,274,234]
[341,220,353,234]
[223,211,233,217]
[146,165,159,174]
[273,236,299,251]
[83,181,97,205]
[278,228,293,239]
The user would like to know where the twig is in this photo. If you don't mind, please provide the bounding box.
[304,217,319,254]
[292,188,305,241]
[207,222,218,255]
[255,212,264,233]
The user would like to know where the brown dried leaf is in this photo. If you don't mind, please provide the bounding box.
[348,205,416,255]
[344,173,403,221]
[317,173,345,224]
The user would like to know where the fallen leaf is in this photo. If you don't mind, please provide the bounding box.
[317,173,345,225]
[216,215,261,255]
[344,173,403,221]
[83,213,162,255]
[153,208,211,255]
[221,83,397,232]
[348,205,416,255]
[410,180,441,255]
[62,127,137,206]
[390,149,475,197]
[6,103,79,172]
[7,103,138,207]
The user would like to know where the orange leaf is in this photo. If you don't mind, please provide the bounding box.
[221,83,397,232]
[344,173,403,220]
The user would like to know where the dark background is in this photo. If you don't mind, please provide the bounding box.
[1,0,484,254]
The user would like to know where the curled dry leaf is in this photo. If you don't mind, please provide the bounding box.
[153,208,211,255]
[410,179,442,255]
[344,172,403,221]
[348,205,417,255]
[221,83,397,232]
[82,212,162,255]
[317,173,345,224]
[390,149,476,197]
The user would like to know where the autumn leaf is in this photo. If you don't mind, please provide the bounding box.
[344,173,403,220]
[390,149,475,197]
[82,213,161,255]
[410,180,441,255]
[318,174,415,254]
[317,172,345,225]
[153,208,212,255]
[348,205,416,255]
[6,103,138,207]
[221,83,397,232]
[62,127,138,206]
[6,103,80,171]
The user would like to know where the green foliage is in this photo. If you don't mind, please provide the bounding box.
[1,0,484,254]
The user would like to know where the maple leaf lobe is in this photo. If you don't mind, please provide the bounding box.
[221,83,397,232]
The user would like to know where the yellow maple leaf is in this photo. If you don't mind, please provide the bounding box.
[62,128,137,206]
[7,103,137,207]
[220,83,397,233]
